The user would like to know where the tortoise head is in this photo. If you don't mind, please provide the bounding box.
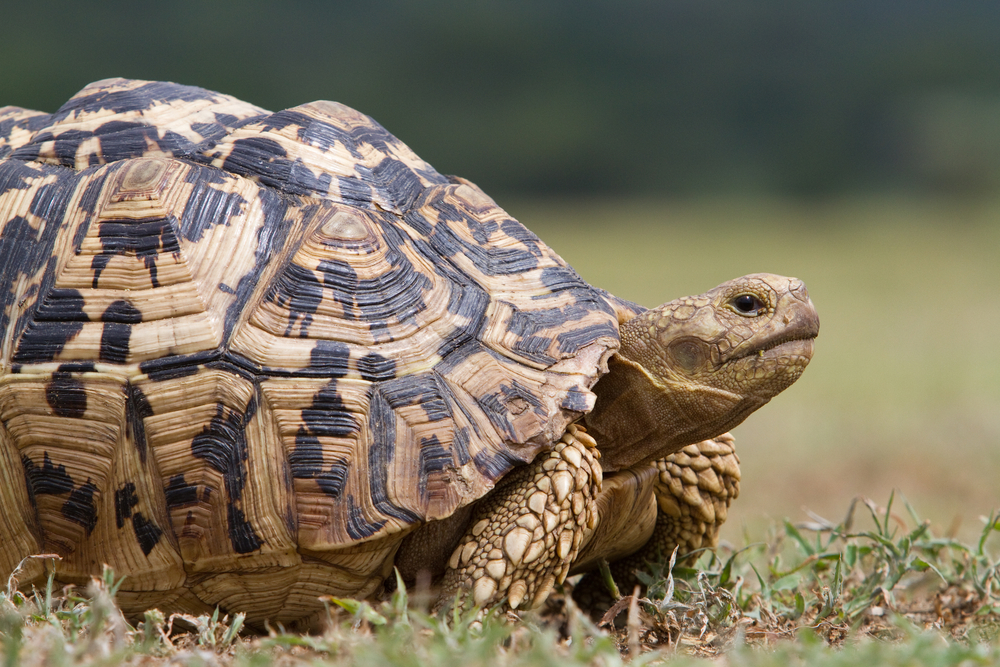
[583,273,819,471]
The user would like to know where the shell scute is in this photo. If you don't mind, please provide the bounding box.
[0,161,78,366]
[0,107,53,158]
[136,365,297,571]
[0,79,624,622]
[206,102,448,213]
[7,79,266,169]
[0,369,185,596]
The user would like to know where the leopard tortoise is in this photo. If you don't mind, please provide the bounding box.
[0,78,818,625]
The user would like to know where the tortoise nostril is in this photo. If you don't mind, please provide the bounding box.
[790,279,809,301]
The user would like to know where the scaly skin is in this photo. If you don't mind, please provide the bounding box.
[586,273,818,473]
[438,425,601,611]
[572,434,741,610]
[433,274,817,612]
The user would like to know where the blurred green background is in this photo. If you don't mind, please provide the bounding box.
[3,1,998,539]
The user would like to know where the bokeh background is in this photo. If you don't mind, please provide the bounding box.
[3,1,998,541]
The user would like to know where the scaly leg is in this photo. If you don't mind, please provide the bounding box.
[573,433,740,608]
[438,424,602,611]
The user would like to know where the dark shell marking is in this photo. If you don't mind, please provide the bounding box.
[0,79,619,622]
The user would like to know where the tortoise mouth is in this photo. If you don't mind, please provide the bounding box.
[729,331,817,363]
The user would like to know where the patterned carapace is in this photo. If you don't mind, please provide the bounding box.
[0,79,621,622]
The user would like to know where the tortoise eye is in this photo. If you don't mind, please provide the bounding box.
[732,294,764,315]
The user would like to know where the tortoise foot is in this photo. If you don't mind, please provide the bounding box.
[437,425,602,612]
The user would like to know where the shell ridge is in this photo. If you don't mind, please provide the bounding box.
[0,79,638,623]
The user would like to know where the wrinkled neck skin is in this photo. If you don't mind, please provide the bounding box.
[583,273,818,472]
[583,353,766,472]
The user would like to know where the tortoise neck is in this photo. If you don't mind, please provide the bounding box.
[581,355,682,471]
[582,353,760,472]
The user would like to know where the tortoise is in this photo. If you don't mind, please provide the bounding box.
[0,78,818,625]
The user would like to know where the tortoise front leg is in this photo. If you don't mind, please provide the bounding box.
[573,434,741,606]
[438,424,603,611]
[634,432,741,571]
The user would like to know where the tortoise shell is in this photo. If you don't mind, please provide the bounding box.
[0,79,620,622]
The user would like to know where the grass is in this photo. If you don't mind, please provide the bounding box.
[1,495,998,666]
